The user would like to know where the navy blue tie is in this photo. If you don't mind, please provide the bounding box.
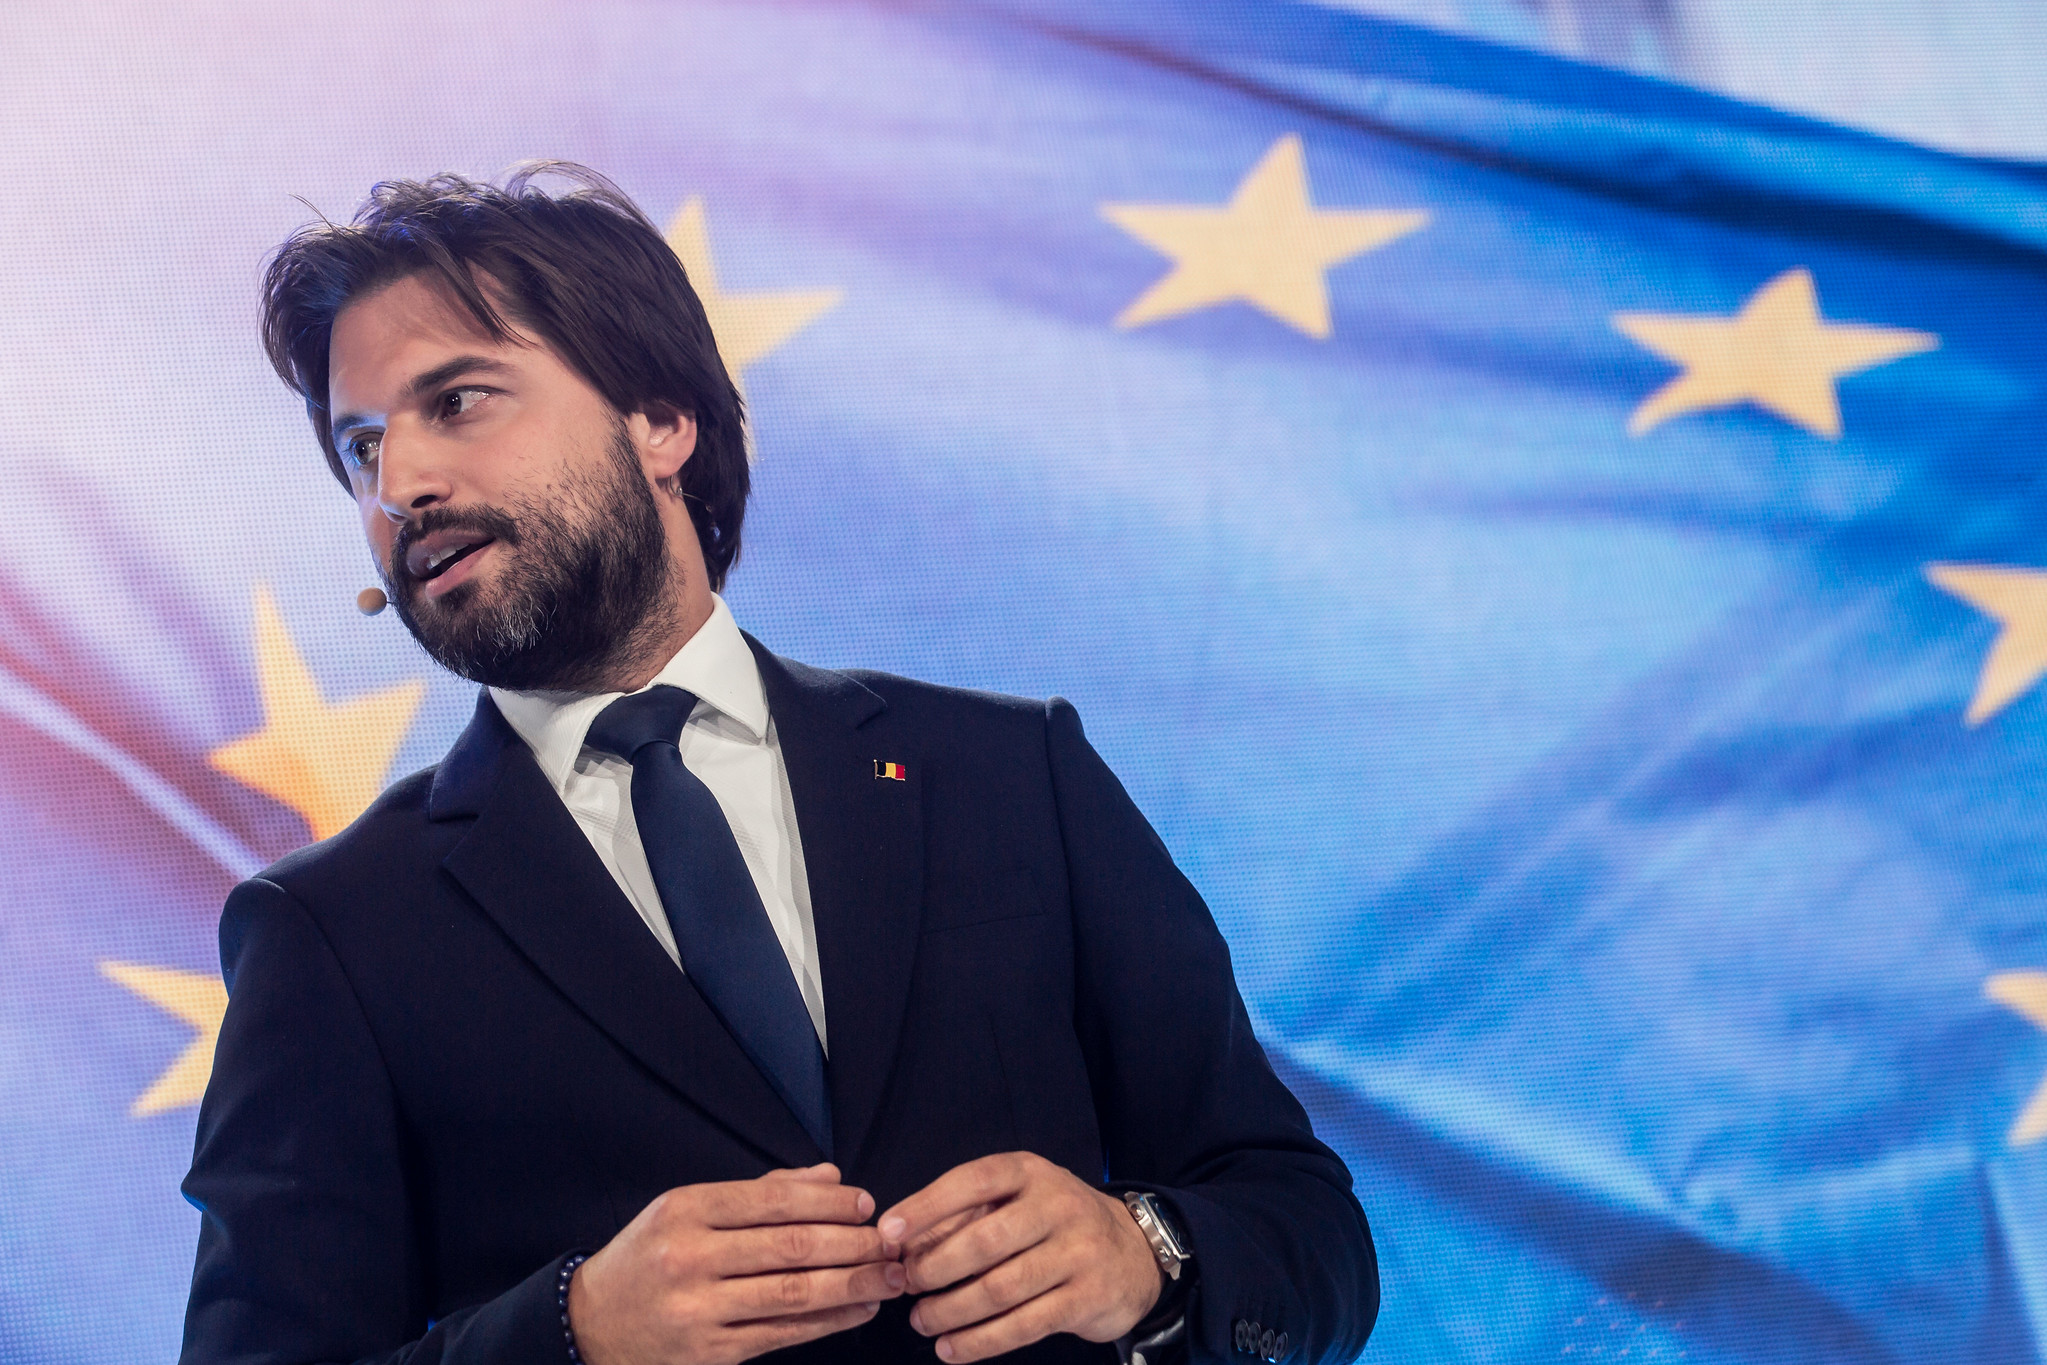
[585,685,831,1156]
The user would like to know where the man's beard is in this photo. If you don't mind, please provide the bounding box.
[384,427,679,692]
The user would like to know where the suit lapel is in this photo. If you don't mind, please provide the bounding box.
[748,639,925,1171]
[431,694,823,1170]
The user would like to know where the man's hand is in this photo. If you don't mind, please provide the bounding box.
[878,1152,1163,1362]
[569,1163,906,1365]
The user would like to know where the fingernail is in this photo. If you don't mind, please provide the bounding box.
[936,1337,957,1361]
[858,1192,876,1219]
[879,1215,906,1241]
[910,1306,928,1335]
[885,1262,906,1291]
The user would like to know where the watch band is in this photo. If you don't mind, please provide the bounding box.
[1122,1191,1192,1281]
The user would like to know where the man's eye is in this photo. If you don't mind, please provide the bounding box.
[343,433,381,468]
[440,387,489,418]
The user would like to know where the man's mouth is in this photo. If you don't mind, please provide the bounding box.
[420,540,491,581]
[404,529,497,584]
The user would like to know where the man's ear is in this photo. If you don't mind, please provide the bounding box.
[627,401,699,484]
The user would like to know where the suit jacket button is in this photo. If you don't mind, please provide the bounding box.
[1274,1331,1289,1360]
[1260,1328,1276,1360]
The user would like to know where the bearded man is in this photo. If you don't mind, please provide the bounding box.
[180,165,1377,1365]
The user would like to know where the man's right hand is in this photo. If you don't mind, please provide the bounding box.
[568,1163,905,1365]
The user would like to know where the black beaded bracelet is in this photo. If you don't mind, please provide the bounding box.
[557,1253,591,1364]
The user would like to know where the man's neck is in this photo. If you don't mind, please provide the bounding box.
[593,585,717,695]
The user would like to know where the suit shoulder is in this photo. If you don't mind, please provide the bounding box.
[838,668,1055,732]
[257,764,440,893]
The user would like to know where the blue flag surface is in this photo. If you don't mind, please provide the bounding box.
[3,2,2045,1362]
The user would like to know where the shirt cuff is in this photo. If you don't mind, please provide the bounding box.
[1118,1313,1188,1365]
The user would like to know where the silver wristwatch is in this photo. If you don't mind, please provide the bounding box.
[1122,1191,1192,1281]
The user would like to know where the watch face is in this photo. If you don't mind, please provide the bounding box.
[1131,1193,1189,1262]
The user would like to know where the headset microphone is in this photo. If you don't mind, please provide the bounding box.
[356,587,389,616]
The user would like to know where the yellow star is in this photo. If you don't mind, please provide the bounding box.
[1986,972,2047,1145]
[1613,268,1936,437]
[1925,564,2047,725]
[1101,134,1428,339]
[664,198,841,395]
[209,587,424,841]
[100,961,227,1116]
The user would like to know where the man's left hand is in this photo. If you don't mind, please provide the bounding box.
[877,1152,1164,1362]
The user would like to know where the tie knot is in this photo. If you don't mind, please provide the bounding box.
[584,685,700,762]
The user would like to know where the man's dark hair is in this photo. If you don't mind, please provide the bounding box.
[261,162,749,590]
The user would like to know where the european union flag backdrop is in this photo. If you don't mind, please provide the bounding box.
[4,1,2046,1360]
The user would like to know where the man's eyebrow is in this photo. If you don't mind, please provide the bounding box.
[328,356,514,442]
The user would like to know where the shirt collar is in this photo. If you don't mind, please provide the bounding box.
[490,595,768,794]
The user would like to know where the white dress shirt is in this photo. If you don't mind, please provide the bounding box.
[490,596,827,1049]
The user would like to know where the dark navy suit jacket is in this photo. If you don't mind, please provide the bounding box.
[181,639,1378,1364]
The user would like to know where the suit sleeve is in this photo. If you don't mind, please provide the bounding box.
[181,877,573,1365]
[1043,699,1379,1365]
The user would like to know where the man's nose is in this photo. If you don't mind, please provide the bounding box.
[373,429,454,523]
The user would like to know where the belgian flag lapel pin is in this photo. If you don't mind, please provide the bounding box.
[874,760,907,781]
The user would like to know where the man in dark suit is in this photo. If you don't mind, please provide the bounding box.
[182,165,1376,1365]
